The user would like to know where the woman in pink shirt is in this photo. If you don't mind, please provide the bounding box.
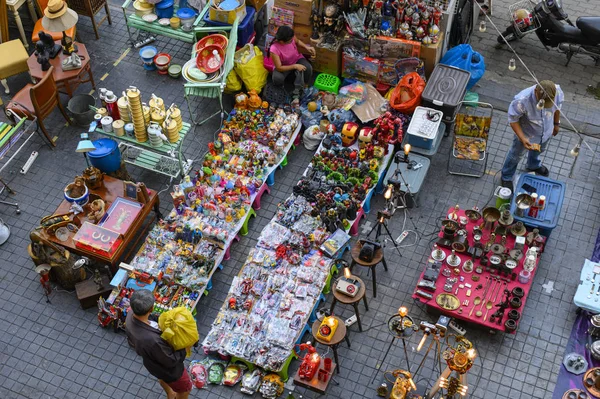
[264,26,315,99]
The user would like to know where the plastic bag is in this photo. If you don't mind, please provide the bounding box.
[440,44,485,89]
[339,82,367,105]
[158,307,199,354]
[303,125,324,150]
[225,70,242,93]
[389,72,425,114]
[234,44,268,93]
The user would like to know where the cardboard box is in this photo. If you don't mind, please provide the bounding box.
[274,0,313,25]
[369,36,421,59]
[313,42,342,76]
[420,33,444,77]
[294,23,312,49]
[342,53,380,84]
[209,0,247,24]
[246,0,267,10]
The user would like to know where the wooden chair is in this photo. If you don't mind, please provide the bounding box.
[67,0,111,40]
[6,66,71,147]
[32,0,77,43]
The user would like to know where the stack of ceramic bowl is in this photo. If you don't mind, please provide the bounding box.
[151,107,166,125]
[149,96,165,112]
[127,87,147,143]
[133,0,154,17]
[142,104,151,126]
[163,118,179,143]
[118,95,131,123]
[168,105,183,132]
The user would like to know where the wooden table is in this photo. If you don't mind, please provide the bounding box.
[330,275,368,332]
[293,358,337,395]
[350,241,388,298]
[36,175,160,269]
[311,317,350,374]
[27,42,96,97]
[6,0,38,49]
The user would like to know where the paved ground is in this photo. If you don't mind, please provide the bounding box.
[470,0,600,135]
[1,4,600,399]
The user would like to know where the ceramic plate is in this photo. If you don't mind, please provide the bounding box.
[158,18,170,26]
[142,13,158,23]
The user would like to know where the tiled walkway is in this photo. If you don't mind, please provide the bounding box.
[1,6,600,398]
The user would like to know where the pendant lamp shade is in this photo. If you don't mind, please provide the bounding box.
[76,133,96,153]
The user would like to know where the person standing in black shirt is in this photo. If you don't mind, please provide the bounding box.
[126,289,192,399]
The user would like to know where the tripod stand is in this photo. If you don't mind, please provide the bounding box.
[367,210,403,258]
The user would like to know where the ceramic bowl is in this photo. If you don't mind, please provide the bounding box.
[142,13,158,23]
[168,64,182,78]
[154,53,172,74]
[158,17,170,26]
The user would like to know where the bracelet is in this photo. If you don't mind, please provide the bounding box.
[554,122,560,126]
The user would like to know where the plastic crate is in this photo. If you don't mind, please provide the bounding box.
[203,6,256,47]
[314,73,341,94]
[509,174,566,238]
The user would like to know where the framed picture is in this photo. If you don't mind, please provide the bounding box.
[123,181,138,200]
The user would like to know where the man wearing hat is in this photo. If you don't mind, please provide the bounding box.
[500,80,563,192]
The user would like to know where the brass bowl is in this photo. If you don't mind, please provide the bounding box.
[465,209,482,222]
[482,206,501,222]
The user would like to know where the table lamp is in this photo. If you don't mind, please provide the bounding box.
[76,132,96,166]
[41,0,79,55]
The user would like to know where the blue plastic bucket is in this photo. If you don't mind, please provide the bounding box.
[155,0,174,19]
[88,138,121,173]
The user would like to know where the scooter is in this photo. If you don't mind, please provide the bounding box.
[497,0,600,65]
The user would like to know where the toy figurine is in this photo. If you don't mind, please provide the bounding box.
[235,93,248,109]
[341,122,359,147]
[259,374,284,399]
[248,90,262,109]
[38,31,61,59]
[88,199,106,223]
[34,41,51,71]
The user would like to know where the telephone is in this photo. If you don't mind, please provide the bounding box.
[316,313,339,343]
[295,341,320,380]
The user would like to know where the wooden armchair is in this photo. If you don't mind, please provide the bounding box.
[6,66,71,147]
[67,0,112,39]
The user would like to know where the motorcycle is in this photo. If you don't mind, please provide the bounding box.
[497,0,600,65]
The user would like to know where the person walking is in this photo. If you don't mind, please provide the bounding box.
[500,80,563,193]
[126,289,192,399]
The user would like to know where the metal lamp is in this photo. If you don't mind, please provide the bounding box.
[41,0,79,55]
[76,132,96,166]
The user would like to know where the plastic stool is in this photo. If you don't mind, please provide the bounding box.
[241,207,257,236]
[266,171,275,186]
[309,293,326,323]
[295,323,311,346]
[314,73,341,94]
[336,244,351,259]
[277,353,296,382]
[322,264,339,294]
[224,244,231,260]
[363,190,374,214]
[252,183,271,210]
[218,263,224,270]
[231,356,256,371]
[350,208,365,236]
[294,132,302,146]
[278,155,288,169]
[203,278,213,296]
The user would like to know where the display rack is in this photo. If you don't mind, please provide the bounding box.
[95,122,193,178]
[121,1,207,45]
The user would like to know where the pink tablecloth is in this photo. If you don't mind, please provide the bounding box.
[412,208,542,333]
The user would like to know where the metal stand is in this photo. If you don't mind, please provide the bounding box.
[0,178,20,213]
[388,160,419,210]
[367,210,403,258]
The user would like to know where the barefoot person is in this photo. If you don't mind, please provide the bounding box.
[126,289,192,399]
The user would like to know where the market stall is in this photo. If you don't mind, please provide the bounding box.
[412,206,545,333]
[96,93,302,330]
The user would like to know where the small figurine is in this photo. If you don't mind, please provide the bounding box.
[38,31,61,59]
[234,93,248,109]
[88,199,106,223]
[247,90,261,109]
[34,41,51,71]
[94,269,104,291]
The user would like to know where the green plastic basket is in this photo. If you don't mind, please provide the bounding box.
[314,73,341,94]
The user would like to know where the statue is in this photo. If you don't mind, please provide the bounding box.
[34,41,51,72]
[94,269,104,291]
[87,199,106,224]
[38,31,61,59]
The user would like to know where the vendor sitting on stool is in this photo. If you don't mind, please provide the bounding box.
[264,26,315,100]
[500,80,563,193]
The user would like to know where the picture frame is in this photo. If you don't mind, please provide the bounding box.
[123,181,138,200]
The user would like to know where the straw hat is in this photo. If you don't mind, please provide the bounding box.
[41,0,78,32]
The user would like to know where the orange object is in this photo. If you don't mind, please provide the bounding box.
[196,45,225,74]
[196,34,228,52]
[389,72,425,114]
[6,66,70,147]
[31,0,77,43]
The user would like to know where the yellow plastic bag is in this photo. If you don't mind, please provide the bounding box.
[234,44,268,93]
[225,70,242,94]
[158,307,199,356]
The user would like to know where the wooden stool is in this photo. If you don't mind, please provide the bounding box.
[312,317,350,374]
[350,241,388,298]
[330,275,368,332]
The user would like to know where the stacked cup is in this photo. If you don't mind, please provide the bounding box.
[163,118,179,143]
[149,95,165,112]
[118,94,131,123]
[127,87,148,143]
[151,107,166,125]
[168,104,183,132]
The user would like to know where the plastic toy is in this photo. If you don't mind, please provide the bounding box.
[341,122,359,147]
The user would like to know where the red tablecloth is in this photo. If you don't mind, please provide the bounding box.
[412,209,541,333]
